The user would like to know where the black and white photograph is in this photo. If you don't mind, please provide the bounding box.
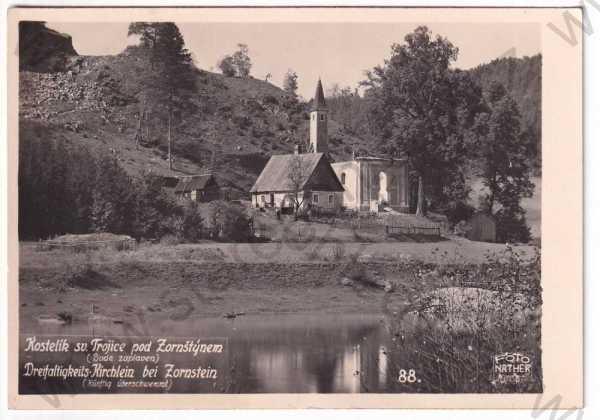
[6,7,584,409]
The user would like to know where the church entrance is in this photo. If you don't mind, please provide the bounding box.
[378,172,389,204]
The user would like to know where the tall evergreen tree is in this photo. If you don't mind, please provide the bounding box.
[128,22,197,170]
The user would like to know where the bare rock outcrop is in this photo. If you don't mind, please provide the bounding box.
[19,21,77,72]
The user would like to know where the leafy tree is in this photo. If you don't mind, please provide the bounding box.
[18,128,98,239]
[286,154,312,220]
[218,44,252,78]
[326,84,368,135]
[217,55,236,77]
[206,201,251,242]
[133,173,178,239]
[468,55,542,170]
[231,43,252,77]
[128,22,197,170]
[179,200,205,242]
[494,202,531,243]
[362,26,484,216]
[283,69,299,97]
[90,157,137,235]
[472,81,534,242]
[17,128,209,242]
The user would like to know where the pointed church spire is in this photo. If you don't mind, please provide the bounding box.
[312,78,327,111]
[309,78,328,154]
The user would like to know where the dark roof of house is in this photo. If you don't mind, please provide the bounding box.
[161,176,180,189]
[250,153,343,193]
[311,79,327,111]
[175,174,217,193]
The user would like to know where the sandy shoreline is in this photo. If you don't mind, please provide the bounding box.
[19,240,537,334]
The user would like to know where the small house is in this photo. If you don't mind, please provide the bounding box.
[467,212,497,242]
[174,174,220,202]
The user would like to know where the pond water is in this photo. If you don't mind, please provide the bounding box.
[20,313,399,394]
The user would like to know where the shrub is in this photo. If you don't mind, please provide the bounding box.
[263,95,279,105]
[160,234,181,246]
[232,115,251,130]
[217,55,236,77]
[443,201,476,226]
[206,200,252,242]
[495,206,531,243]
[179,201,205,242]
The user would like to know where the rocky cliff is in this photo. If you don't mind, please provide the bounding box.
[19,21,78,72]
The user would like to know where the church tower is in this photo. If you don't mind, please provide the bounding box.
[309,79,328,154]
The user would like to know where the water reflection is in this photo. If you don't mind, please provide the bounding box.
[20,313,393,393]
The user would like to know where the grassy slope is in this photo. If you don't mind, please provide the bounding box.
[19,48,369,195]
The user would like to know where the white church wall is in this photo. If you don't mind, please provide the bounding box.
[332,161,360,210]
[363,161,409,211]
[333,159,410,212]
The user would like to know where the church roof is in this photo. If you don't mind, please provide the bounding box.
[311,79,327,111]
[250,153,344,193]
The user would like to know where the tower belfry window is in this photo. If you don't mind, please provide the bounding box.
[320,114,325,121]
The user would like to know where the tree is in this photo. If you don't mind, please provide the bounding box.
[206,201,251,242]
[472,81,534,242]
[133,173,178,239]
[217,44,251,78]
[286,154,312,220]
[217,55,236,77]
[128,22,197,170]
[362,26,484,216]
[283,69,299,97]
[90,157,137,235]
[326,84,366,135]
[231,43,252,77]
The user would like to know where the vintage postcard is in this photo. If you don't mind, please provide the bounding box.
[7,7,582,409]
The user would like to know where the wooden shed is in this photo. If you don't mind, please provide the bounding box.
[467,212,497,243]
[174,174,220,202]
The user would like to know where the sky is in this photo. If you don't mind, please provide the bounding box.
[47,21,541,99]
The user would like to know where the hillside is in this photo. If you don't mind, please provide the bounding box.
[467,54,542,165]
[19,24,541,196]
[19,43,369,195]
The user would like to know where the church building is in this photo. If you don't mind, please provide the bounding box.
[249,79,344,213]
[250,79,410,214]
[331,156,410,213]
